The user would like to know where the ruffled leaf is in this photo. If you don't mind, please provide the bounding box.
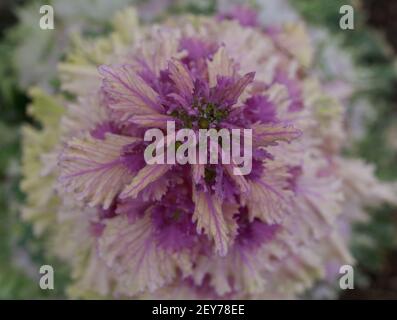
[252,122,301,147]
[59,133,139,209]
[120,164,171,200]
[207,47,236,87]
[192,190,237,256]
[99,64,163,121]
[98,214,191,295]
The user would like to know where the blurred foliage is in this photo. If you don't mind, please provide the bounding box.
[293,0,397,295]
[0,43,28,124]
[0,2,69,299]
[168,0,216,15]
[0,122,69,299]
[352,206,397,272]
[0,9,33,298]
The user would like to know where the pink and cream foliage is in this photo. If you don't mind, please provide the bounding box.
[21,6,396,299]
